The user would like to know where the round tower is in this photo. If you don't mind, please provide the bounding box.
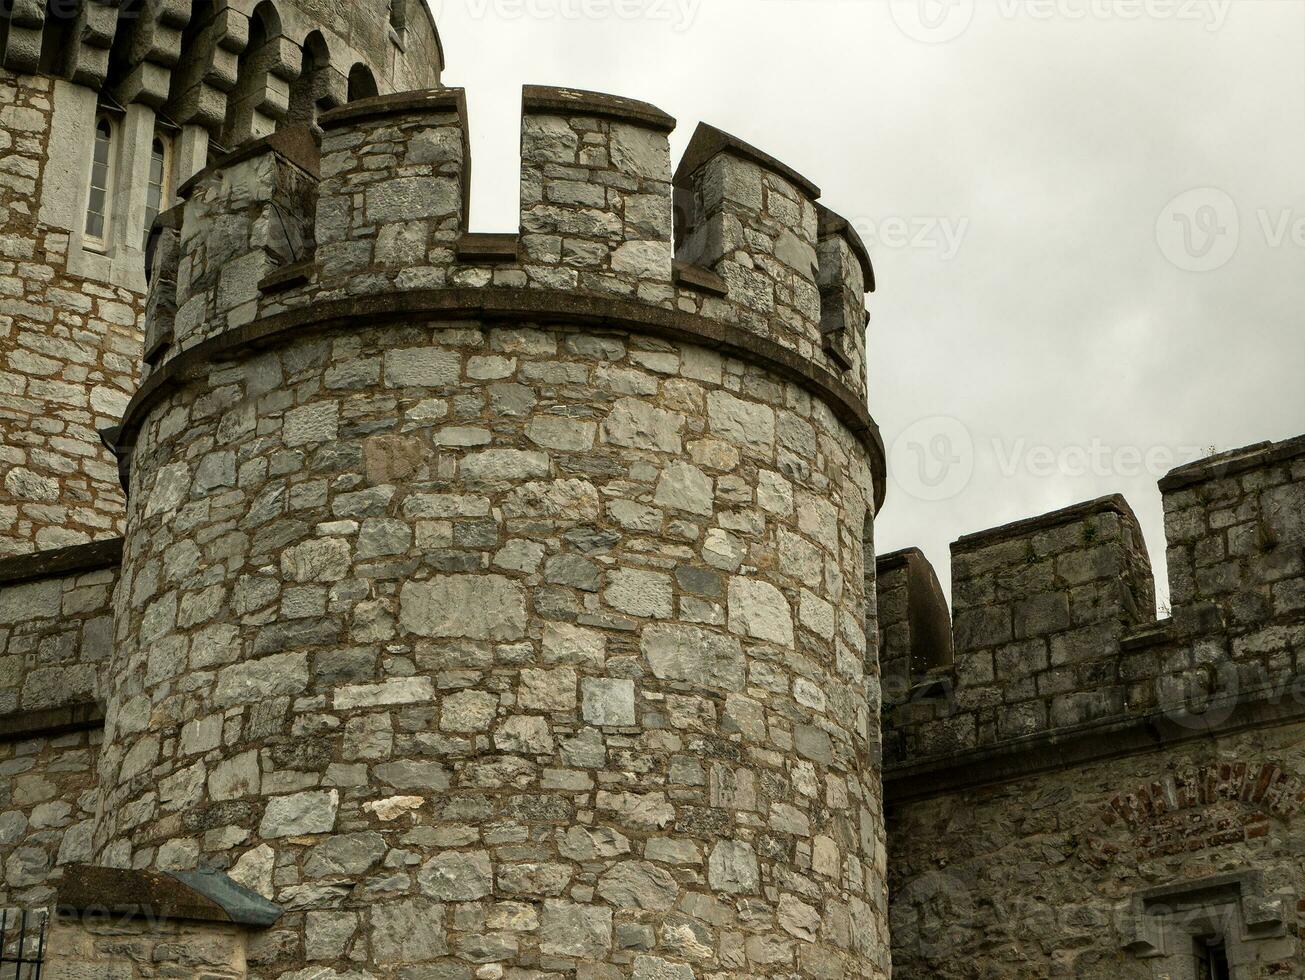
[0,0,441,555]
[94,87,890,978]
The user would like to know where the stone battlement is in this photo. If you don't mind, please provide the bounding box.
[880,434,1305,787]
[142,86,873,406]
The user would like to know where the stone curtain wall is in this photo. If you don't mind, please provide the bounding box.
[884,496,1156,758]
[0,544,119,906]
[883,438,1305,762]
[0,71,143,556]
[881,438,1305,978]
[887,725,1305,978]
[95,317,884,979]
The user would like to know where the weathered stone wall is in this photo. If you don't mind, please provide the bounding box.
[882,437,1305,978]
[0,542,118,906]
[0,0,445,557]
[883,438,1305,763]
[147,88,873,412]
[0,71,143,556]
[888,723,1305,978]
[97,313,884,978]
[44,909,249,979]
[0,728,100,907]
[883,495,1156,758]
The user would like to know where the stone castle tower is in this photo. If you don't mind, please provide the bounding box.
[0,1,892,977]
[0,0,442,556]
[5,1,1301,978]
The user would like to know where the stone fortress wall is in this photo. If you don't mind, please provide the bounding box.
[0,0,442,558]
[0,541,119,908]
[57,84,889,979]
[882,436,1305,977]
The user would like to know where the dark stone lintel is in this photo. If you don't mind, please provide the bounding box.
[0,538,123,588]
[0,701,104,741]
[58,864,281,928]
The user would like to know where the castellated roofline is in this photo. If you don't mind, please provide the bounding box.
[126,84,885,506]
[878,434,1305,795]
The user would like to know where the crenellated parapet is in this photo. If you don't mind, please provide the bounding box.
[881,435,1305,788]
[137,86,879,436]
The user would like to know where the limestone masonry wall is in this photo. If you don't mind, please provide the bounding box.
[147,88,873,409]
[882,435,1305,762]
[78,81,890,980]
[98,317,884,978]
[882,436,1305,978]
[0,71,143,556]
[44,908,249,979]
[888,723,1305,978]
[0,540,118,907]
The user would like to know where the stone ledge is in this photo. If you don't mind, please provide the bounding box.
[58,864,281,927]
[672,260,728,297]
[523,85,676,133]
[1159,434,1305,492]
[110,287,888,512]
[674,122,822,199]
[0,701,104,740]
[952,493,1137,552]
[883,682,1305,805]
[456,232,521,263]
[318,87,467,129]
[0,537,123,588]
[177,125,320,199]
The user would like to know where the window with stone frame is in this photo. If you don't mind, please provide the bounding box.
[84,115,116,252]
[143,132,173,248]
[1120,871,1294,980]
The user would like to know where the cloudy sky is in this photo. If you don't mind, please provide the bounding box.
[430,0,1305,608]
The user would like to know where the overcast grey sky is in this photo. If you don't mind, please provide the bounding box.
[431,0,1305,607]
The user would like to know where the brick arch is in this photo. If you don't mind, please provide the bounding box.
[1094,762,1304,859]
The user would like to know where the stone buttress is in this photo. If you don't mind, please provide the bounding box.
[92,88,890,978]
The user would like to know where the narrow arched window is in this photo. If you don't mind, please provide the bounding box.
[84,116,115,251]
[347,64,378,102]
[144,134,171,243]
[389,0,405,33]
